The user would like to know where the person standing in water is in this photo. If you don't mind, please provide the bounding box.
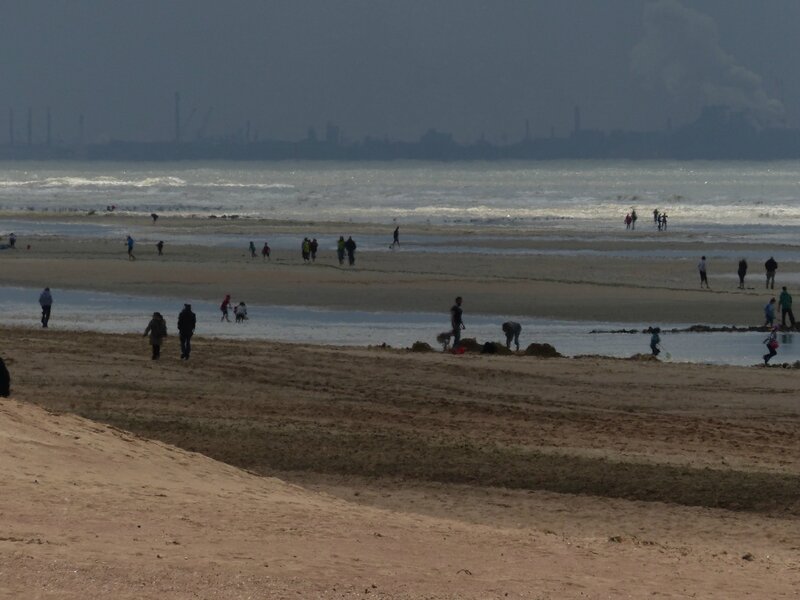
[220,294,232,322]
[763,325,779,365]
[156,240,164,256]
[39,287,53,328]
[261,242,271,261]
[336,236,346,265]
[649,327,661,356]
[392,226,400,248]
[344,236,357,266]
[630,209,638,230]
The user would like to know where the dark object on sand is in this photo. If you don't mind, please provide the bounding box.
[0,357,10,397]
[524,343,562,358]
[410,341,434,353]
[456,338,482,353]
[481,342,513,355]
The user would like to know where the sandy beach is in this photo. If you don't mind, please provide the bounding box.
[2,215,800,598]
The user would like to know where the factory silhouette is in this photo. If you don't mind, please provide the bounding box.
[4,94,800,161]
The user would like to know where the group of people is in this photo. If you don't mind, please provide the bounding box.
[446,296,523,352]
[701,255,783,291]
[624,209,669,231]
[219,294,248,323]
[143,303,196,361]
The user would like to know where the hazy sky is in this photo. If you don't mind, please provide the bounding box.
[1,0,798,143]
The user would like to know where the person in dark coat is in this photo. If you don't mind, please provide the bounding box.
[450,296,465,348]
[737,258,747,289]
[177,304,196,360]
[344,236,357,266]
[765,256,778,289]
[502,321,522,351]
[39,287,53,328]
[143,312,167,360]
[0,357,10,397]
[310,238,319,262]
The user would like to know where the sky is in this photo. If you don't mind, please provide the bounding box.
[0,0,798,144]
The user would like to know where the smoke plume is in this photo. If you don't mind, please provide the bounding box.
[632,0,785,126]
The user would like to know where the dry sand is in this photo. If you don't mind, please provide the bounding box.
[2,217,800,598]
[2,326,800,598]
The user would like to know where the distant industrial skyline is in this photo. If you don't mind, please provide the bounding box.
[1,1,798,144]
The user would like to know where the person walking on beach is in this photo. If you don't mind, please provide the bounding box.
[502,321,522,351]
[249,241,257,259]
[630,209,638,230]
[344,236,357,266]
[336,236,346,265]
[310,238,318,262]
[624,213,631,230]
[737,258,748,289]
[177,303,196,360]
[765,256,778,289]
[763,325,779,365]
[0,356,9,397]
[156,240,164,256]
[649,327,661,356]
[126,235,136,260]
[392,226,400,248]
[8,232,16,248]
[653,209,659,225]
[764,297,777,327]
[38,287,53,328]
[451,296,465,348]
[698,256,710,289]
[261,242,271,261]
[220,294,232,322]
[779,286,796,329]
[143,312,167,360]
[301,238,311,263]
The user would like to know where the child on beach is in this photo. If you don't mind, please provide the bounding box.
[650,327,661,356]
[234,302,248,323]
[764,297,777,327]
[763,325,779,365]
[220,294,232,322]
[249,241,257,258]
[262,242,271,261]
[126,235,136,260]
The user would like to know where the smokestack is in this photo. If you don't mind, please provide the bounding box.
[46,107,51,147]
[8,108,13,146]
[573,105,581,135]
[174,92,181,143]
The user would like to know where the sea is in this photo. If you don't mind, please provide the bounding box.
[2,159,800,364]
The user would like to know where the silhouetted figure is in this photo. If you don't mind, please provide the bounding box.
[659,213,668,230]
[156,240,164,255]
[126,235,136,260]
[143,312,167,360]
[39,287,52,328]
[502,321,521,351]
[261,242,271,261]
[649,327,661,356]
[8,232,16,248]
[177,303,196,360]
[450,296,465,348]
[392,226,400,248]
[344,236,357,266]
[624,213,631,229]
[763,326,779,364]
[0,357,9,397]
[737,258,747,289]
[630,209,638,230]
[765,256,778,289]
[249,241,257,258]
[337,236,346,265]
[310,238,318,262]
[302,238,311,263]
[151,213,159,223]
[779,286,796,329]
[653,209,659,225]
[234,301,248,323]
[698,256,709,289]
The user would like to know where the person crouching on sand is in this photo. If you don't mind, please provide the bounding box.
[502,321,521,351]
[143,312,167,360]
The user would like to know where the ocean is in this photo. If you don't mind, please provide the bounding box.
[1,160,800,235]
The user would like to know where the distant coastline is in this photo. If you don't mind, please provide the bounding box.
[5,105,800,162]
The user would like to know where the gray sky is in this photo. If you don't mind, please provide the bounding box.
[1,0,798,143]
